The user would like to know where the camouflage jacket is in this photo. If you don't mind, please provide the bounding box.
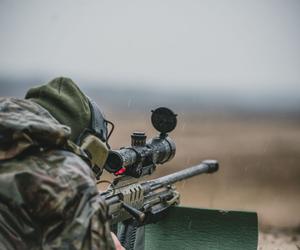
[0,97,115,250]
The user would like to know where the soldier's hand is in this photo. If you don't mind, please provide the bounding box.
[111,232,125,250]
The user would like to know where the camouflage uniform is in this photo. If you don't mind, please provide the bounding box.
[0,97,115,250]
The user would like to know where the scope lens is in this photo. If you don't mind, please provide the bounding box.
[104,151,123,173]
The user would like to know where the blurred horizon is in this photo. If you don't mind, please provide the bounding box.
[1,75,300,118]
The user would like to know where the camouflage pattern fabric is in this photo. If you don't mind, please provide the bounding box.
[0,97,71,160]
[0,98,115,250]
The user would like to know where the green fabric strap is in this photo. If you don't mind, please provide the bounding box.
[144,206,258,250]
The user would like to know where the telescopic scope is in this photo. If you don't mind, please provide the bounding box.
[104,107,177,178]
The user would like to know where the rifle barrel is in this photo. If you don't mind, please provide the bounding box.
[148,160,218,190]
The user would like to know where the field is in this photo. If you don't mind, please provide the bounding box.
[104,111,300,249]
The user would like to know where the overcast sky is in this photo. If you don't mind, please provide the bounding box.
[0,0,299,99]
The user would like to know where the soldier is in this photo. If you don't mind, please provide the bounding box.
[0,77,124,250]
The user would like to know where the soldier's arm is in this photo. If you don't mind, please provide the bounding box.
[15,149,116,250]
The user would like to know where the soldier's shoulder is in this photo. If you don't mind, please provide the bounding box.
[0,148,96,191]
[0,97,71,160]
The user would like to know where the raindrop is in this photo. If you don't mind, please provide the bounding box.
[186,157,191,165]
[181,123,186,131]
[127,99,132,108]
